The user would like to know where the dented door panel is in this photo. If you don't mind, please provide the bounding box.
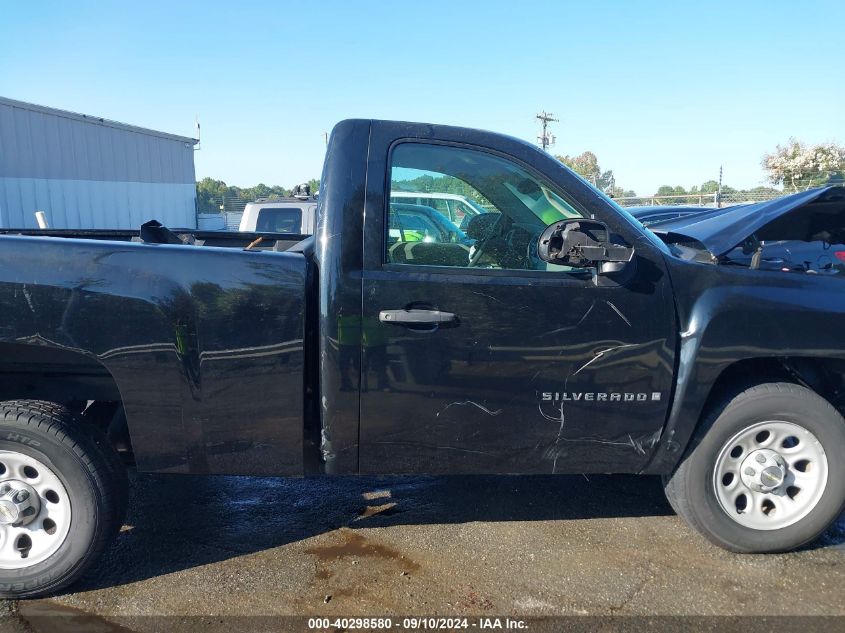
[357,121,678,474]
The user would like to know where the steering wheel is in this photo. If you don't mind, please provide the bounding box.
[467,214,509,267]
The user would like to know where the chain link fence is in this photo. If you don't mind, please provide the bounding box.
[196,196,249,230]
[615,190,781,208]
[615,174,844,208]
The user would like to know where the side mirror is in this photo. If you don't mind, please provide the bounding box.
[537,219,634,273]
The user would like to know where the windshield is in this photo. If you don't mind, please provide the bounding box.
[602,196,673,256]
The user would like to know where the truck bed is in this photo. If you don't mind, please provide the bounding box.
[0,230,309,475]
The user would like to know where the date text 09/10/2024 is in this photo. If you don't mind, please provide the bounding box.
[307,617,528,630]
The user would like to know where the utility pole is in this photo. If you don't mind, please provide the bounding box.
[536,111,558,151]
[716,165,723,208]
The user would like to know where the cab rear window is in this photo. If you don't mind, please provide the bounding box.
[256,208,303,233]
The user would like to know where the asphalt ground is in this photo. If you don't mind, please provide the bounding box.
[0,471,843,631]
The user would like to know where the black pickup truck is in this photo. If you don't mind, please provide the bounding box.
[1,119,844,598]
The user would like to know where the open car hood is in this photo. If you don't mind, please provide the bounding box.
[648,186,845,257]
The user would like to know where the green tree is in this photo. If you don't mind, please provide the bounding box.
[558,151,601,183]
[555,151,634,197]
[391,174,493,206]
[197,178,324,212]
[196,177,235,213]
[654,185,688,203]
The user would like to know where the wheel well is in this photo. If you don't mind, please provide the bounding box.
[706,356,845,419]
[0,343,132,462]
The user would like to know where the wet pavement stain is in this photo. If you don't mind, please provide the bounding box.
[304,528,421,610]
[17,600,138,632]
[305,528,419,573]
[314,567,334,580]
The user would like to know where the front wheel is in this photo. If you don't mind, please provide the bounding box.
[0,400,127,597]
[664,383,845,553]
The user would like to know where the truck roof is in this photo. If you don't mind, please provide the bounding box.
[247,197,317,206]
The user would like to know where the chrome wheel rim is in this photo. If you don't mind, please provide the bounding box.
[0,451,71,569]
[713,421,828,530]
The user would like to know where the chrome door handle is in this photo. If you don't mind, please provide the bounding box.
[379,309,456,324]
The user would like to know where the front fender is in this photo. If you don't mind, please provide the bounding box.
[643,259,845,474]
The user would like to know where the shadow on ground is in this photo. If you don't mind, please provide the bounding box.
[71,471,845,595]
[73,472,678,593]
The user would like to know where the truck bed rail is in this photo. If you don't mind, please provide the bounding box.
[0,227,309,251]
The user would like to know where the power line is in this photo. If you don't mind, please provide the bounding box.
[536,111,558,151]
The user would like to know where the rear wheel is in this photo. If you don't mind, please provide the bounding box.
[0,400,127,597]
[663,383,845,552]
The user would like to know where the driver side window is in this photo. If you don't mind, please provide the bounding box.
[387,143,584,270]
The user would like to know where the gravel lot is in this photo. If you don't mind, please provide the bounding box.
[1,471,843,631]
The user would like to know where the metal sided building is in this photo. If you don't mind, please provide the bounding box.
[0,96,198,229]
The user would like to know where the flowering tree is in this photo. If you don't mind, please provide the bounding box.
[762,138,845,191]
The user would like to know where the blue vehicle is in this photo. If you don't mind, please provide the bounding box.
[629,205,722,227]
[388,202,469,244]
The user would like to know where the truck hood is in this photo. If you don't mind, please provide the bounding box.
[648,186,845,257]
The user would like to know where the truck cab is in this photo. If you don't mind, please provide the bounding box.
[315,120,678,475]
[238,195,318,233]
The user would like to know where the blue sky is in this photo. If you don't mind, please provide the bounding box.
[2,0,843,195]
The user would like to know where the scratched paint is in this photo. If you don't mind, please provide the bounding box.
[436,400,502,417]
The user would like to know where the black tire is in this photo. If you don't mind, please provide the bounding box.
[0,400,128,598]
[663,382,845,553]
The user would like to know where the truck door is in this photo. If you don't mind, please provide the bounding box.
[358,124,677,474]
